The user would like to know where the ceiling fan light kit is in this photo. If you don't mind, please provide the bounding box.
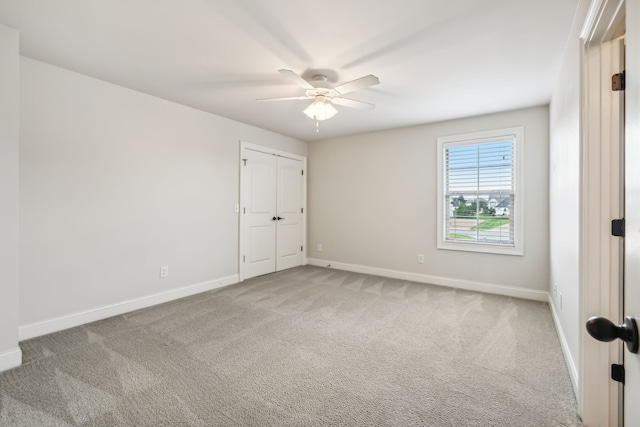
[303,95,338,121]
[258,69,380,131]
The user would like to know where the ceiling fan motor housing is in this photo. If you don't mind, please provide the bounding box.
[305,76,334,98]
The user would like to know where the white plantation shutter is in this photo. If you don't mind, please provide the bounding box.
[437,127,523,256]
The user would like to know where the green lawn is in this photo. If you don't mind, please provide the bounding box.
[471,218,510,231]
[449,233,472,239]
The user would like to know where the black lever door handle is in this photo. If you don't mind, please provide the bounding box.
[272,216,277,221]
[586,316,639,353]
[277,217,284,220]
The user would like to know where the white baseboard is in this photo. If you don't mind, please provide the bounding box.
[306,258,549,302]
[548,294,579,394]
[19,275,239,341]
[0,347,22,373]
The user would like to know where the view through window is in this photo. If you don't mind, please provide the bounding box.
[437,127,523,255]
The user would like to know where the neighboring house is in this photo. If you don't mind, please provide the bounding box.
[449,198,460,217]
[494,196,510,216]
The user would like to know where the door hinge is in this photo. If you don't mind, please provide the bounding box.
[301,245,303,252]
[611,218,625,237]
[612,71,625,91]
[301,208,303,213]
[301,170,304,176]
[612,364,625,384]
[243,255,245,262]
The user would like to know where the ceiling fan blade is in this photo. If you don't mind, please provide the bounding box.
[256,96,310,102]
[334,75,380,95]
[278,69,315,90]
[332,97,375,110]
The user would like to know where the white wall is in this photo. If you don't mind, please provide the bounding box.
[548,0,590,391]
[18,57,306,336]
[308,106,549,299]
[0,25,22,370]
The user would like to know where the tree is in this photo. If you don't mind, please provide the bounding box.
[454,196,467,217]
[469,201,478,215]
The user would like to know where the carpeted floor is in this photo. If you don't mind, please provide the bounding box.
[1,265,582,426]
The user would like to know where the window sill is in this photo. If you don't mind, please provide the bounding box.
[437,240,524,256]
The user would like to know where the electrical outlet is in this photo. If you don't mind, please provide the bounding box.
[160,266,169,278]
[417,254,425,264]
[317,243,323,252]
[559,292,563,309]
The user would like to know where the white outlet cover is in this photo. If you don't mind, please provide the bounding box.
[559,292,563,308]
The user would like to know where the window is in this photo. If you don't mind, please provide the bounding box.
[436,127,524,255]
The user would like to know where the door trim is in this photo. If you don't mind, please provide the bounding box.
[579,1,625,425]
[238,141,307,281]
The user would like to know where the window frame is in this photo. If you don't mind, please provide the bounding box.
[436,127,524,256]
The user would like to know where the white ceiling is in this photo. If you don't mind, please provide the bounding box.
[0,0,578,142]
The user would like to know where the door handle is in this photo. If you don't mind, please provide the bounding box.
[277,217,284,220]
[586,316,639,353]
[272,216,277,221]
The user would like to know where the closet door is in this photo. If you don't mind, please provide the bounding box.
[241,147,304,280]
[276,156,303,271]
[242,149,277,279]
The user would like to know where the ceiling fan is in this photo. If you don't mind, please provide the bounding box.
[257,69,380,128]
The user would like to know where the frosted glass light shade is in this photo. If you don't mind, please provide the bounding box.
[303,98,338,121]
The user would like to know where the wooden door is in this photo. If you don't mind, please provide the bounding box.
[624,0,640,422]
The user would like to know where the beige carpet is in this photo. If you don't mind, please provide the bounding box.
[1,265,581,426]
